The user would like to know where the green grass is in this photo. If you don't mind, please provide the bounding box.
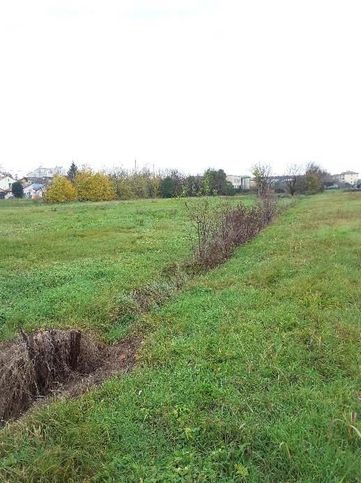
[0,197,194,341]
[0,195,254,341]
[1,192,361,481]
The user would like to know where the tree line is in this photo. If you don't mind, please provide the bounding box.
[252,162,331,197]
[44,164,236,202]
[32,161,330,203]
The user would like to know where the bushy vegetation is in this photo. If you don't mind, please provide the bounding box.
[0,192,360,481]
[112,167,235,200]
[43,175,77,203]
[111,168,161,200]
[74,170,116,202]
[43,167,236,203]
[44,170,116,203]
[188,196,277,269]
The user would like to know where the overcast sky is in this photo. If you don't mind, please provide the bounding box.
[1,0,360,176]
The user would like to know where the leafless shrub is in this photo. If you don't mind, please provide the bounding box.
[285,164,303,196]
[252,163,272,197]
[188,197,278,270]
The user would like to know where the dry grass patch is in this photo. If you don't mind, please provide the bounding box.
[0,329,139,424]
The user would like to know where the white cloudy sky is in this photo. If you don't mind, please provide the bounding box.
[0,0,360,176]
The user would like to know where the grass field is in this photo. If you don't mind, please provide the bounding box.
[0,197,195,341]
[0,192,361,481]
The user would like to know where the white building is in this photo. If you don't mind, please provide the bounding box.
[336,171,359,185]
[26,166,64,179]
[226,175,251,190]
[0,175,16,191]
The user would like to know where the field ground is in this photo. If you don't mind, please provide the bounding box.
[0,192,361,481]
[0,197,196,341]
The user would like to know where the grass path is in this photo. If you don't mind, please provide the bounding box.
[1,192,361,481]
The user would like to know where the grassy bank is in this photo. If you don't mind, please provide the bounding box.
[1,192,360,480]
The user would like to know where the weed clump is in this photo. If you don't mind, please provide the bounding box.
[188,197,278,269]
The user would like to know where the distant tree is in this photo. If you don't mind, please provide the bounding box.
[110,168,161,200]
[252,163,272,197]
[223,181,235,196]
[160,176,176,198]
[182,175,203,197]
[67,162,78,182]
[11,181,24,198]
[202,169,233,196]
[75,170,116,202]
[44,176,77,203]
[305,162,328,193]
[285,164,303,196]
[159,170,184,198]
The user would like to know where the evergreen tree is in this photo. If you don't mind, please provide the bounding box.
[160,176,176,198]
[11,181,24,198]
[67,162,78,182]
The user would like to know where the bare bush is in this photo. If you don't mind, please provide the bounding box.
[188,197,277,270]
[252,163,272,197]
[285,164,303,196]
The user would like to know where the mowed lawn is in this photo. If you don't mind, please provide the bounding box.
[1,192,361,481]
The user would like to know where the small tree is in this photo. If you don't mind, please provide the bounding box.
[67,162,78,182]
[285,164,303,196]
[44,176,77,203]
[305,162,328,193]
[11,181,24,198]
[252,163,272,197]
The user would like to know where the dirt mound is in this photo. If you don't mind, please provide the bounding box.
[0,329,138,425]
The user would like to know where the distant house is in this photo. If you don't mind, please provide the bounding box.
[334,171,359,186]
[23,183,45,199]
[0,175,16,191]
[26,166,64,182]
[226,175,251,190]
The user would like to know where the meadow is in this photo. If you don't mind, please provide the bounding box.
[0,192,360,481]
[0,197,195,341]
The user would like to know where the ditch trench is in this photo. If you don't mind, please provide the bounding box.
[0,197,281,425]
[0,329,140,425]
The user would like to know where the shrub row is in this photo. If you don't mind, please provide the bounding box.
[44,171,116,203]
[188,196,278,269]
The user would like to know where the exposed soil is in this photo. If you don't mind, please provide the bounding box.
[0,329,140,426]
